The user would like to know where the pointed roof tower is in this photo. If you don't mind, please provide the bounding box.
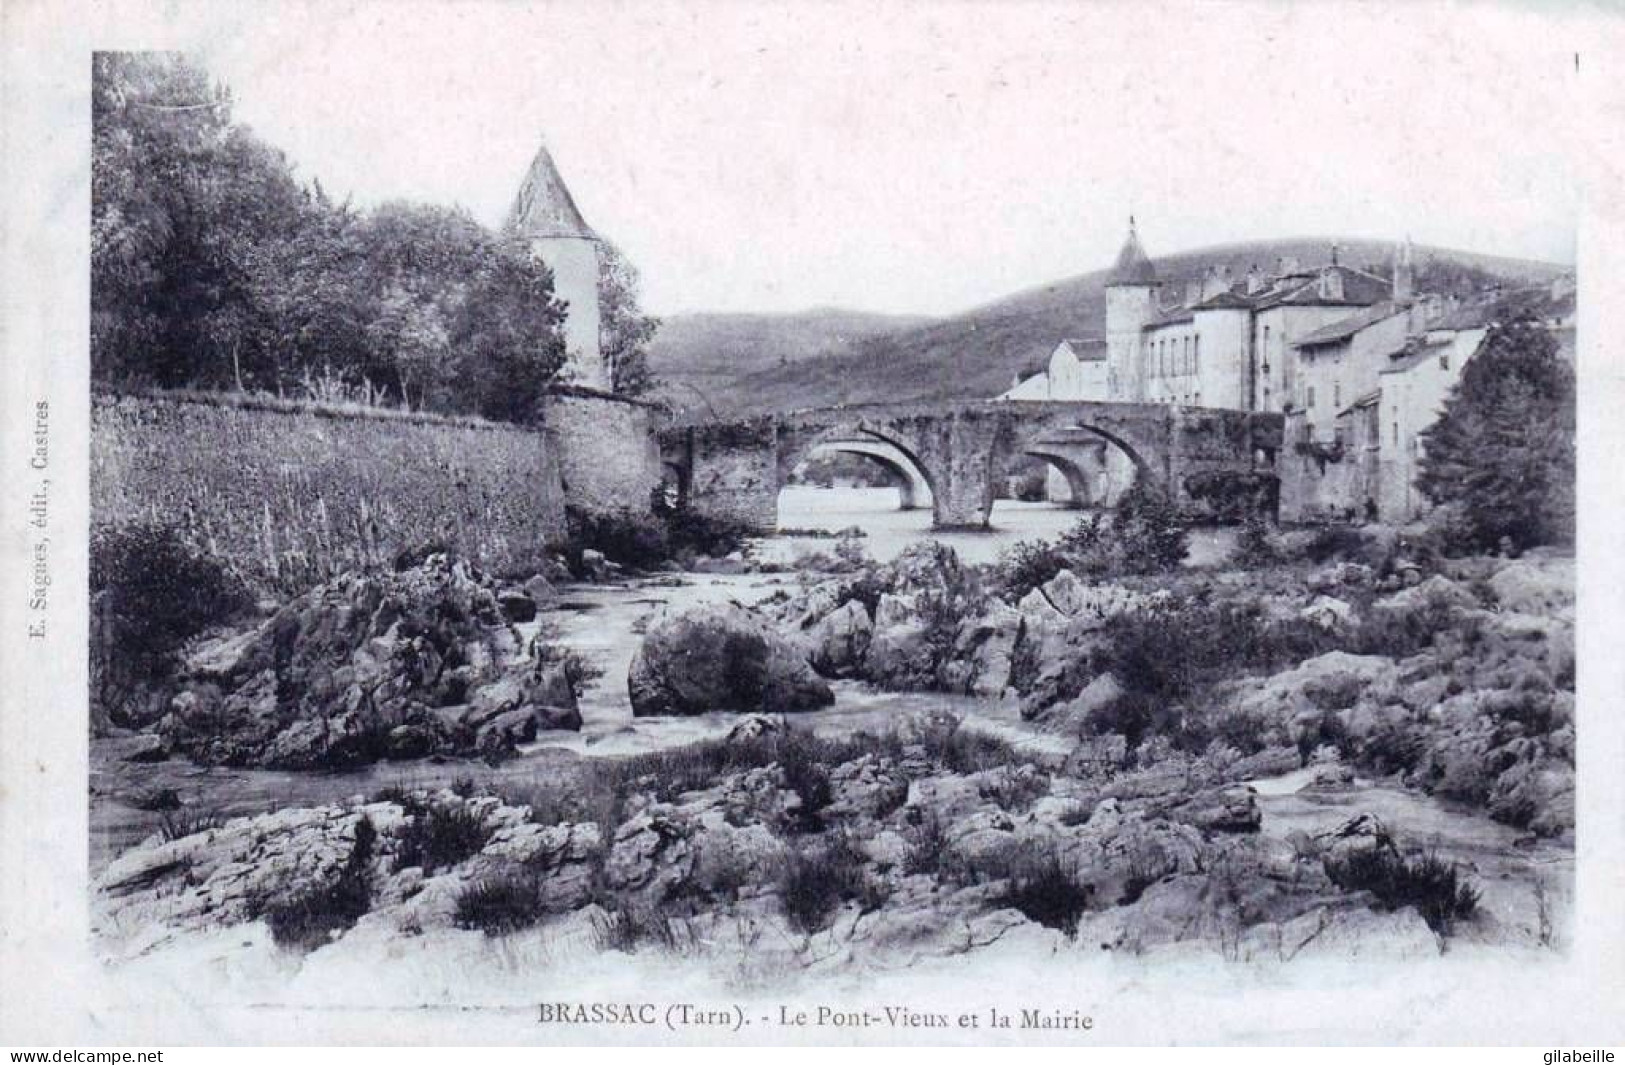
[503,140,598,241]
[1107,216,1157,287]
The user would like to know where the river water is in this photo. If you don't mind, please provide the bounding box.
[89,486,1570,945]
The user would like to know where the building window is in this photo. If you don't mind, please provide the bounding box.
[1439,353,1450,371]
[1333,382,1341,409]
[1393,422,1399,446]
[1306,385,1316,408]
[1194,336,1201,374]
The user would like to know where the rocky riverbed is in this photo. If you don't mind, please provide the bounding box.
[90,512,1576,1005]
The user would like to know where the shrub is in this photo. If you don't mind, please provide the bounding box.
[778,832,885,934]
[1234,515,1279,568]
[1000,847,1093,938]
[1302,525,1366,564]
[589,902,692,954]
[913,714,1031,775]
[158,805,224,841]
[1324,846,1480,936]
[565,502,756,573]
[1060,477,1188,576]
[454,867,546,935]
[528,622,605,698]
[564,506,668,572]
[262,817,376,951]
[393,802,492,874]
[912,554,993,665]
[658,502,753,560]
[832,534,869,570]
[90,523,251,726]
[995,539,1068,602]
[902,812,951,876]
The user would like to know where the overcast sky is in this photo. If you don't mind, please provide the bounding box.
[143,0,1594,317]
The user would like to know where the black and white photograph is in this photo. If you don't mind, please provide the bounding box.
[3,0,1624,1049]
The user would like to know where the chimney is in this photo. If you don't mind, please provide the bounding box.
[1185,278,1203,307]
[1393,237,1415,303]
[1246,263,1265,294]
[1201,265,1230,301]
[1330,243,1340,266]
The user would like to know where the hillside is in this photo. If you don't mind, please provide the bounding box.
[655,238,1566,417]
[644,307,931,412]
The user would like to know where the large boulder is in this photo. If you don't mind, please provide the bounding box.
[1488,558,1575,621]
[628,603,834,716]
[939,601,1023,696]
[1371,574,1479,626]
[1231,651,1400,722]
[805,599,874,678]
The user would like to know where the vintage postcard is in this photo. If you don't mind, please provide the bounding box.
[3,0,1624,1048]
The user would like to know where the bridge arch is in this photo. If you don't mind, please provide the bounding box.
[991,420,1159,522]
[1019,445,1094,508]
[797,438,933,511]
[777,420,946,526]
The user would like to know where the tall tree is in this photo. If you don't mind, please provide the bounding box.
[91,51,574,423]
[598,240,660,396]
[93,52,310,390]
[1416,316,1575,551]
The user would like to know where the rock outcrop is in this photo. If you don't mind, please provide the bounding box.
[627,603,834,716]
[157,555,580,769]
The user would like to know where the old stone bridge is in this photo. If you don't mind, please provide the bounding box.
[658,400,1285,531]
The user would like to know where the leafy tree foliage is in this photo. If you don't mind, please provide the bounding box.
[598,240,660,396]
[1417,317,1575,552]
[92,52,574,422]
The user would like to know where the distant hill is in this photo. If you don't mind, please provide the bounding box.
[645,307,931,413]
[653,238,1566,417]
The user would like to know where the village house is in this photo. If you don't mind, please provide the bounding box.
[1005,218,1572,524]
[1003,337,1109,401]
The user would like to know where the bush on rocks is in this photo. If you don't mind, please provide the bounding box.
[155,554,585,769]
[260,817,376,952]
[91,523,252,730]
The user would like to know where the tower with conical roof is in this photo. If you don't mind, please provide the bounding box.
[505,140,606,389]
[1104,217,1159,402]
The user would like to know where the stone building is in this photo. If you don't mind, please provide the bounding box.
[1002,337,1109,401]
[504,139,667,520]
[1100,220,1398,413]
[1008,219,1573,523]
[503,141,607,389]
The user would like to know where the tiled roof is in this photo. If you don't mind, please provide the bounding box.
[1254,266,1392,311]
[503,141,598,240]
[1107,223,1158,286]
[1059,337,1108,361]
[1143,307,1194,330]
[1381,335,1465,374]
[1194,290,1255,310]
[1432,302,1494,331]
[1291,300,1405,348]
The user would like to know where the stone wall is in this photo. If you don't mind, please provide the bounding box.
[666,418,780,531]
[92,392,567,595]
[1276,411,1378,523]
[540,387,666,520]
